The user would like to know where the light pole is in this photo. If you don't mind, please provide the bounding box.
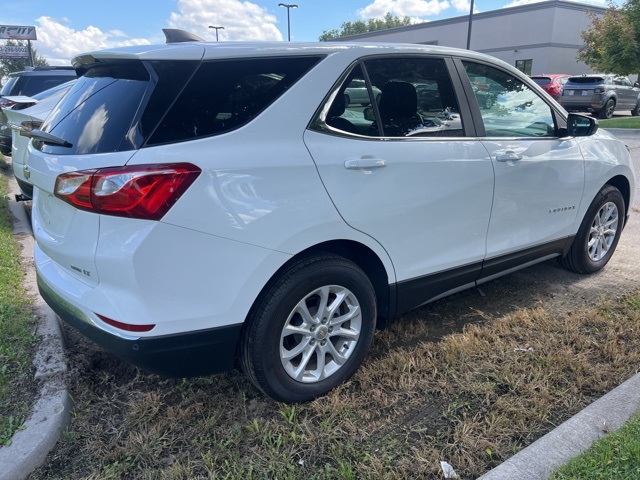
[208,25,225,42]
[278,3,298,41]
[466,0,475,50]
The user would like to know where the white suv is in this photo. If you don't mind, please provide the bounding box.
[28,33,636,403]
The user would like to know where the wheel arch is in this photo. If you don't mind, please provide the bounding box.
[605,175,631,219]
[240,240,393,349]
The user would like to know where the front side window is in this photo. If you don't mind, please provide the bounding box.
[463,62,556,138]
[314,56,464,138]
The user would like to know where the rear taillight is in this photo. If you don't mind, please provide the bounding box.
[54,163,201,220]
[594,87,605,94]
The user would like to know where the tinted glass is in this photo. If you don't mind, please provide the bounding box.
[147,56,322,145]
[463,62,556,138]
[568,77,605,85]
[531,77,551,86]
[37,60,198,155]
[314,57,464,138]
[0,77,19,96]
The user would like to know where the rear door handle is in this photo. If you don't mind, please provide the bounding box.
[344,158,388,170]
[495,151,523,162]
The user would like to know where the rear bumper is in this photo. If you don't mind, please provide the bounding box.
[560,97,606,112]
[38,272,242,377]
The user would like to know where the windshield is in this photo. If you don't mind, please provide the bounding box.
[531,77,551,86]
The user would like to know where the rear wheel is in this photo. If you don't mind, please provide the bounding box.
[562,185,625,274]
[598,98,615,119]
[240,254,377,403]
[632,101,640,116]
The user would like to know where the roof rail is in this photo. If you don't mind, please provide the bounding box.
[162,29,204,43]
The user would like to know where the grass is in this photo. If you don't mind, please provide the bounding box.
[599,116,640,128]
[28,288,640,479]
[0,156,38,446]
[551,413,640,479]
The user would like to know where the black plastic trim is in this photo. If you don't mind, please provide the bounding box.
[38,274,242,377]
[479,238,569,280]
[395,261,482,316]
[393,237,574,318]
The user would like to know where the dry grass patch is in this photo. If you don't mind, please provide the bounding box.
[30,291,640,479]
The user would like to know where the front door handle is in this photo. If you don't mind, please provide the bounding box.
[496,151,523,162]
[344,158,388,170]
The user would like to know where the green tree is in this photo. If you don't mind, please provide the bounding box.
[578,1,640,75]
[0,40,48,80]
[319,12,412,41]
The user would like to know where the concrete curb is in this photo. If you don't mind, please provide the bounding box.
[478,372,640,479]
[0,172,72,480]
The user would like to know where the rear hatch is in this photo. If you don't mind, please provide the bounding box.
[562,75,605,98]
[29,51,203,286]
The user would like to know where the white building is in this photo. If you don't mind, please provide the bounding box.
[332,0,605,76]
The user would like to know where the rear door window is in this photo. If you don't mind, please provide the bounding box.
[313,56,464,138]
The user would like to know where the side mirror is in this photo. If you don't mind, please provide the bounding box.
[634,82,640,88]
[363,107,375,122]
[566,113,598,137]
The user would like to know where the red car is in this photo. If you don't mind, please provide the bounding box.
[530,74,571,99]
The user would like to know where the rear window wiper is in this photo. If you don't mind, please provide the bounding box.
[28,129,73,148]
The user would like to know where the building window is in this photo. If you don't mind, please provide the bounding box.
[515,59,533,75]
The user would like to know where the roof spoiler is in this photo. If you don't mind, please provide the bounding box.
[162,29,205,43]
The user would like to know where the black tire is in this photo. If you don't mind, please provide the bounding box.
[562,185,625,274]
[632,101,640,116]
[598,98,615,119]
[240,254,376,403]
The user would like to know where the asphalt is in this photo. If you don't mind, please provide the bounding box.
[2,129,640,479]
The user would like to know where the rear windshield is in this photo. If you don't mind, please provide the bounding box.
[531,77,551,85]
[36,56,322,155]
[0,74,74,97]
[567,76,605,85]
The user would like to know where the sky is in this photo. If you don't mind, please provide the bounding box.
[1,0,610,65]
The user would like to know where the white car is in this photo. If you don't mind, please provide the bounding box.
[5,80,76,200]
[28,33,636,403]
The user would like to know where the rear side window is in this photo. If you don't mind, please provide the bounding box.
[147,56,322,145]
[37,60,199,155]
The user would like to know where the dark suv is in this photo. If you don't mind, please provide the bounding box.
[0,66,76,154]
[559,74,640,119]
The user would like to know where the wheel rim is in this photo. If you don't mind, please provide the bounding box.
[280,285,362,383]
[587,201,619,261]
[606,101,615,118]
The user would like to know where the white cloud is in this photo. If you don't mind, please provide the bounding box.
[168,0,283,42]
[34,16,151,65]
[450,0,477,13]
[358,0,451,19]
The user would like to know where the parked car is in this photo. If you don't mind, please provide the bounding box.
[28,34,636,403]
[344,78,381,106]
[0,66,76,154]
[4,80,76,199]
[530,74,571,99]
[559,74,640,119]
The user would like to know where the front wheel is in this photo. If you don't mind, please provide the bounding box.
[240,254,377,403]
[562,185,625,274]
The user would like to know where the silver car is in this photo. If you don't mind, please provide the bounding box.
[559,74,640,119]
